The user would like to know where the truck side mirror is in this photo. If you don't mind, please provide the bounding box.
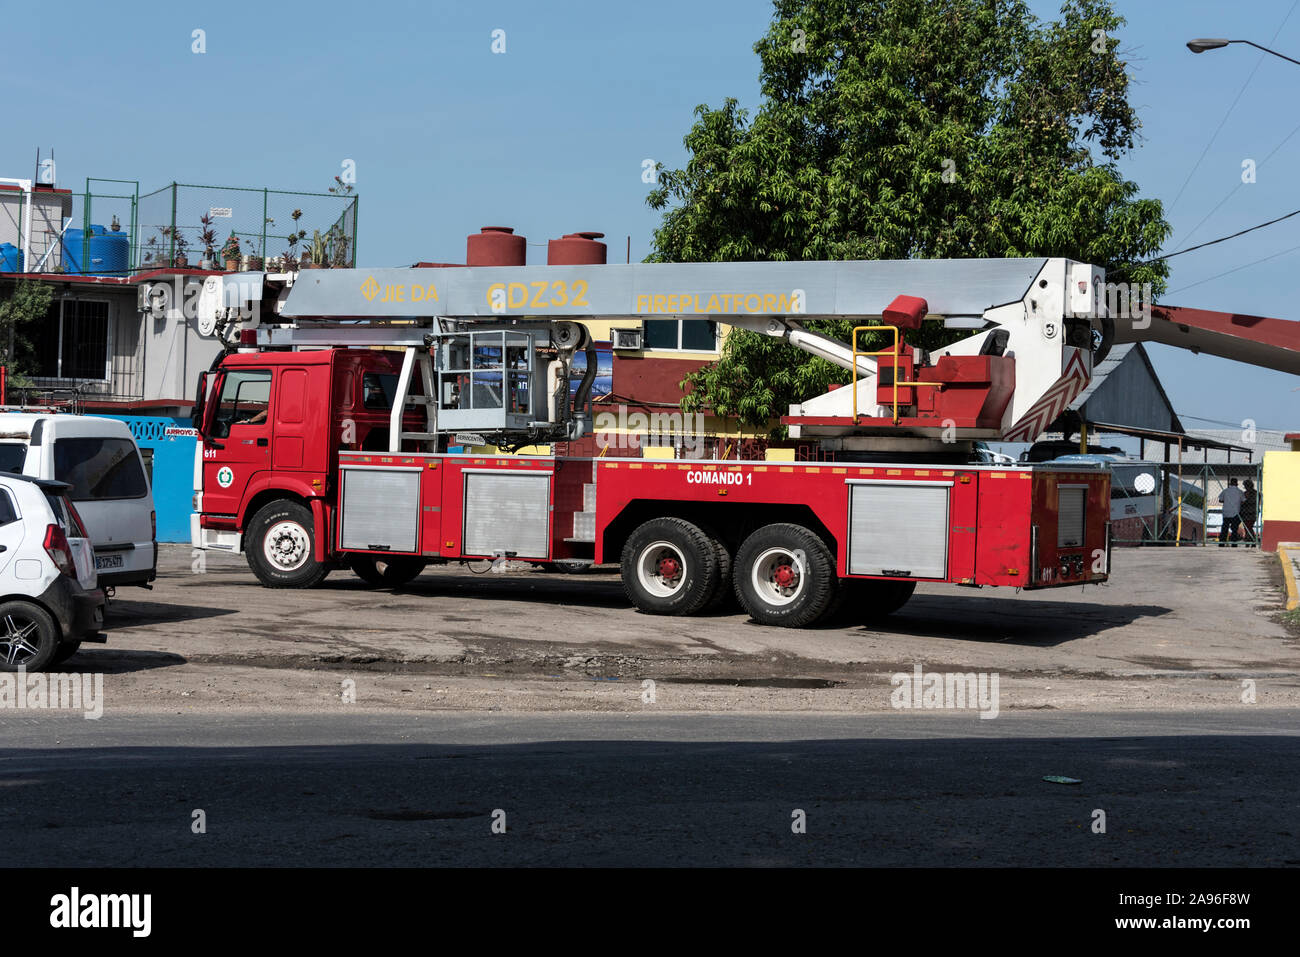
[191,372,208,432]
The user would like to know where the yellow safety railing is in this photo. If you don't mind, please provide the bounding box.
[851,324,944,424]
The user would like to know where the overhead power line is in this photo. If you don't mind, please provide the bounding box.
[1144,207,1300,264]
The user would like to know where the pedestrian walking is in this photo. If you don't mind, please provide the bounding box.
[1218,477,1244,547]
[1239,477,1258,545]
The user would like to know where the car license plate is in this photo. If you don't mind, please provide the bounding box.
[95,554,125,570]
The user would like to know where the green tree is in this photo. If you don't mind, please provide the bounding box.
[647,0,1171,431]
[0,280,53,384]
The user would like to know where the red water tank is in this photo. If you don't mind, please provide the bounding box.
[467,226,526,267]
[547,231,606,265]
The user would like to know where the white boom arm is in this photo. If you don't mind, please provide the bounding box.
[201,256,1106,443]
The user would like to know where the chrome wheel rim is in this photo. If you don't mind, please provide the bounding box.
[264,520,310,572]
[751,547,805,606]
[0,614,42,667]
[637,541,687,598]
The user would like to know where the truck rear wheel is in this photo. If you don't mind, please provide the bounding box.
[826,578,916,624]
[246,500,330,588]
[349,555,426,588]
[733,523,836,628]
[698,525,735,612]
[620,517,719,616]
[853,579,916,619]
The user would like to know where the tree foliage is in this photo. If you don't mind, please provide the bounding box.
[0,280,53,382]
[647,0,1171,430]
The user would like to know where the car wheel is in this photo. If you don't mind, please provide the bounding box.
[733,523,837,628]
[620,517,720,616]
[348,555,426,588]
[245,500,330,588]
[0,601,60,672]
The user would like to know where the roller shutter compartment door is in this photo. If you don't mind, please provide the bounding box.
[463,471,552,559]
[848,483,950,579]
[340,467,421,552]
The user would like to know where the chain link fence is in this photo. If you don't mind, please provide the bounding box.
[3,179,357,276]
[136,182,357,271]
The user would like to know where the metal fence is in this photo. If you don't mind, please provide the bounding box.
[1110,460,1264,546]
[136,182,357,271]
[3,179,358,276]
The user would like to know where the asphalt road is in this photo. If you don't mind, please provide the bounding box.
[2,710,1297,867]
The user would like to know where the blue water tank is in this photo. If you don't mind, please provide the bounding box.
[62,224,130,276]
[0,243,22,272]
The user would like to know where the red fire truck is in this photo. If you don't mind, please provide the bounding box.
[187,250,1113,627]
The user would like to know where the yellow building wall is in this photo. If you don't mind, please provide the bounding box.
[1263,451,1300,521]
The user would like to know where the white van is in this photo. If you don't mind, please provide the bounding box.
[0,412,156,591]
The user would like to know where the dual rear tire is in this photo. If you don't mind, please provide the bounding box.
[620,518,721,616]
[732,523,838,628]
[620,518,916,628]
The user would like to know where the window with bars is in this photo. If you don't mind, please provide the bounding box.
[33,298,111,381]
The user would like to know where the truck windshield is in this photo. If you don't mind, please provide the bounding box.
[212,370,272,435]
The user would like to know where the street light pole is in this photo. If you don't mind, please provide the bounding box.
[1187,37,1300,67]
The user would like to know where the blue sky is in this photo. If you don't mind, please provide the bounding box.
[4,0,1298,433]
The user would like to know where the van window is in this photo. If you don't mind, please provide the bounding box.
[53,438,148,500]
[0,444,25,473]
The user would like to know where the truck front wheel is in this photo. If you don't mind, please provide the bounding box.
[733,523,836,628]
[620,517,720,616]
[246,500,331,588]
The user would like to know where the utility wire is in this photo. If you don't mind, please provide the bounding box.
[1145,207,1300,264]
[1172,116,1300,250]
[1165,239,1300,295]
[1165,0,1299,215]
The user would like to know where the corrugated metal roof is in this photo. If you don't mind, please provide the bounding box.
[1063,343,1183,434]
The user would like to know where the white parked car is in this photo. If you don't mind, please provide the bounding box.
[0,472,106,670]
[0,413,156,591]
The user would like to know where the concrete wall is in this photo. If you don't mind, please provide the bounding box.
[104,415,197,542]
[28,286,142,397]
[0,186,72,270]
[13,276,221,408]
[142,277,223,402]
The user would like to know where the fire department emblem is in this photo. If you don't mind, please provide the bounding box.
[216,466,234,488]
